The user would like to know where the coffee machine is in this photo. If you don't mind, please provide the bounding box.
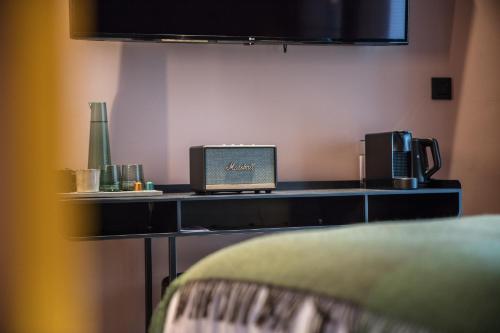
[364,131,441,189]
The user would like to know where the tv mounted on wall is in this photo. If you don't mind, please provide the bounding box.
[70,0,408,45]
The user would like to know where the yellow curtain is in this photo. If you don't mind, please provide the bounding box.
[0,1,96,332]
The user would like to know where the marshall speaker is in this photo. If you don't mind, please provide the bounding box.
[190,145,277,193]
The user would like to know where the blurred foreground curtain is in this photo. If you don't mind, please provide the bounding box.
[0,1,96,332]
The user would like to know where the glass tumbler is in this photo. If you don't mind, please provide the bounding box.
[75,169,100,192]
[100,164,121,192]
[121,164,144,191]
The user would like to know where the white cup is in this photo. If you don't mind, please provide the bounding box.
[75,169,101,192]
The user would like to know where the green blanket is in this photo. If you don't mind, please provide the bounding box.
[150,216,500,332]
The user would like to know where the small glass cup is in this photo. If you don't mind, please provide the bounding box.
[75,169,100,192]
[121,164,144,191]
[100,164,121,192]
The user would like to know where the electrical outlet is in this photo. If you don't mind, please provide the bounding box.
[432,77,452,100]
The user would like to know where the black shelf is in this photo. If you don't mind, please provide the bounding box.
[181,195,365,231]
[368,192,461,222]
[64,182,462,240]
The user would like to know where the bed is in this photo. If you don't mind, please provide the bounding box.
[149,216,500,333]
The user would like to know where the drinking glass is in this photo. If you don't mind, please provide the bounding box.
[100,164,121,192]
[121,164,144,191]
[75,169,100,192]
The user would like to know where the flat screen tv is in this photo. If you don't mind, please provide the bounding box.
[70,0,408,45]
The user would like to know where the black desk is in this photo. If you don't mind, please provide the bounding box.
[63,180,462,332]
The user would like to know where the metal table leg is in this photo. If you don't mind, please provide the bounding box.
[145,237,153,332]
[168,237,177,282]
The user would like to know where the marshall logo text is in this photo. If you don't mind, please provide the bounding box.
[225,162,256,172]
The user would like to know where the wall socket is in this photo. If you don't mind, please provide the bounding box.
[432,77,452,100]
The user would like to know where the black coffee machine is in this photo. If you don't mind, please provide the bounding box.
[365,131,441,189]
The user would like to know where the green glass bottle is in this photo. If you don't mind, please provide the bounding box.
[88,102,111,169]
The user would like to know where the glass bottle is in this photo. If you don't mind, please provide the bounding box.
[88,102,111,169]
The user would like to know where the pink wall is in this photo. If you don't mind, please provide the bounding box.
[57,0,499,332]
[59,0,460,183]
[449,0,500,215]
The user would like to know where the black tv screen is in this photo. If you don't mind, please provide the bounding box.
[70,0,408,45]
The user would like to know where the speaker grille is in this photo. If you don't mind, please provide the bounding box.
[205,147,275,185]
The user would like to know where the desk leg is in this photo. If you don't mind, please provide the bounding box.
[168,237,177,282]
[145,237,153,332]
